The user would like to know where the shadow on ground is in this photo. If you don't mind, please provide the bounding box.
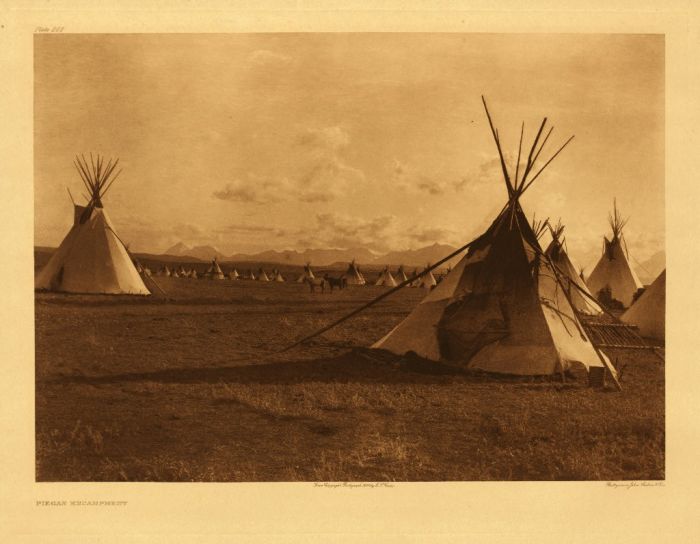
[44,348,586,389]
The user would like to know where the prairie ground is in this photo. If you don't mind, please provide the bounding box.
[35,276,664,481]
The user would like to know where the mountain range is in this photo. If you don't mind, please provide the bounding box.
[162,242,465,268]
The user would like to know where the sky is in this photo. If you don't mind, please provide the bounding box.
[34,33,664,270]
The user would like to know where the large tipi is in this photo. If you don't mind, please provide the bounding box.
[374,99,616,379]
[345,260,366,285]
[586,200,643,308]
[621,269,665,341]
[35,154,150,296]
[545,220,603,315]
[375,267,398,287]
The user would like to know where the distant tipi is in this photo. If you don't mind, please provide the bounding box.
[395,265,409,283]
[257,268,270,281]
[621,269,665,341]
[415,264,437,289]
[374,98,616,380]
[587,200,643,308]
[375,267,397,287]
[545,220,603,315]
[345,259,366,285]
[296,262,315,283]
[206,258,225,280]
[35,154,150,295]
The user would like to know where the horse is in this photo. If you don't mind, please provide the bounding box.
[304,276,328,293]
[323,274,347,292]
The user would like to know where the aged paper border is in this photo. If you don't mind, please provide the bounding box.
[1,1,699,542]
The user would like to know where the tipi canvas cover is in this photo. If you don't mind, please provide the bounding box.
[416,266,437,289]
[228,268,239,280]
[296,263,315,283]
[587,201,642,308]
[374,99,615,379]
[395,266,409,283]
[345,260,366,285]
[257,268,270,281]
[273,270,285,282]
[35,154,150,296]
[206,259,225,279]
[621,269,665,341]
[544,221,602,315]
[375,267,398,287]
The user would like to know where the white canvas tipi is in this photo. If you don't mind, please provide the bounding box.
[375,267,398,287]
[395,265,409,283]
[416,265,437,289]
[206,258,225,279]
[257,268,270,281]
[545,221,603,315]
[35,154,150,295]
[621,269,665,341]
[345,260,366,285]
[374,99,616,380]
[587,200,643,308]
[296,263,315,283]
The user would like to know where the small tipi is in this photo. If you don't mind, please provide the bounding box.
[345,260,366,285]
[587,200,643,308]
[395,265,409,283]
[416,265,437,289]
[409,268,420,287]
[206,258,225,280]
[35,155,150,295]
[545,220,603,315]
[296,263,315,283]
[257,268,270,281]
[156,265,171,277]
[273,269,286,282]
[228,268,240,280]
[375,267,398,287]
[621,269,665,341]
[374,98,616,379]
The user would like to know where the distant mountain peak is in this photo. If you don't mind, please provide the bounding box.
[163,242,191,255]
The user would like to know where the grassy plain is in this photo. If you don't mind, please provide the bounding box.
[35,275,664,481]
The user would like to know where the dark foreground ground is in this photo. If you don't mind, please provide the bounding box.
[35,277,664,481]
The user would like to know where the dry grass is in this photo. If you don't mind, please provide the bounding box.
[35,277,664,481]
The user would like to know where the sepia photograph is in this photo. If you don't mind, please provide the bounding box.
[33,32,665,483]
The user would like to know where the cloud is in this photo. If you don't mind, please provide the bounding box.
[392,159,448,196]
[215,223,288,239]
[297,126,350,151]
[213,126,366,204]
[291,212,460,254]
[406,226,459,244]
[212,174,293,204]
[247,49,292,67]
[299,212,398,253]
